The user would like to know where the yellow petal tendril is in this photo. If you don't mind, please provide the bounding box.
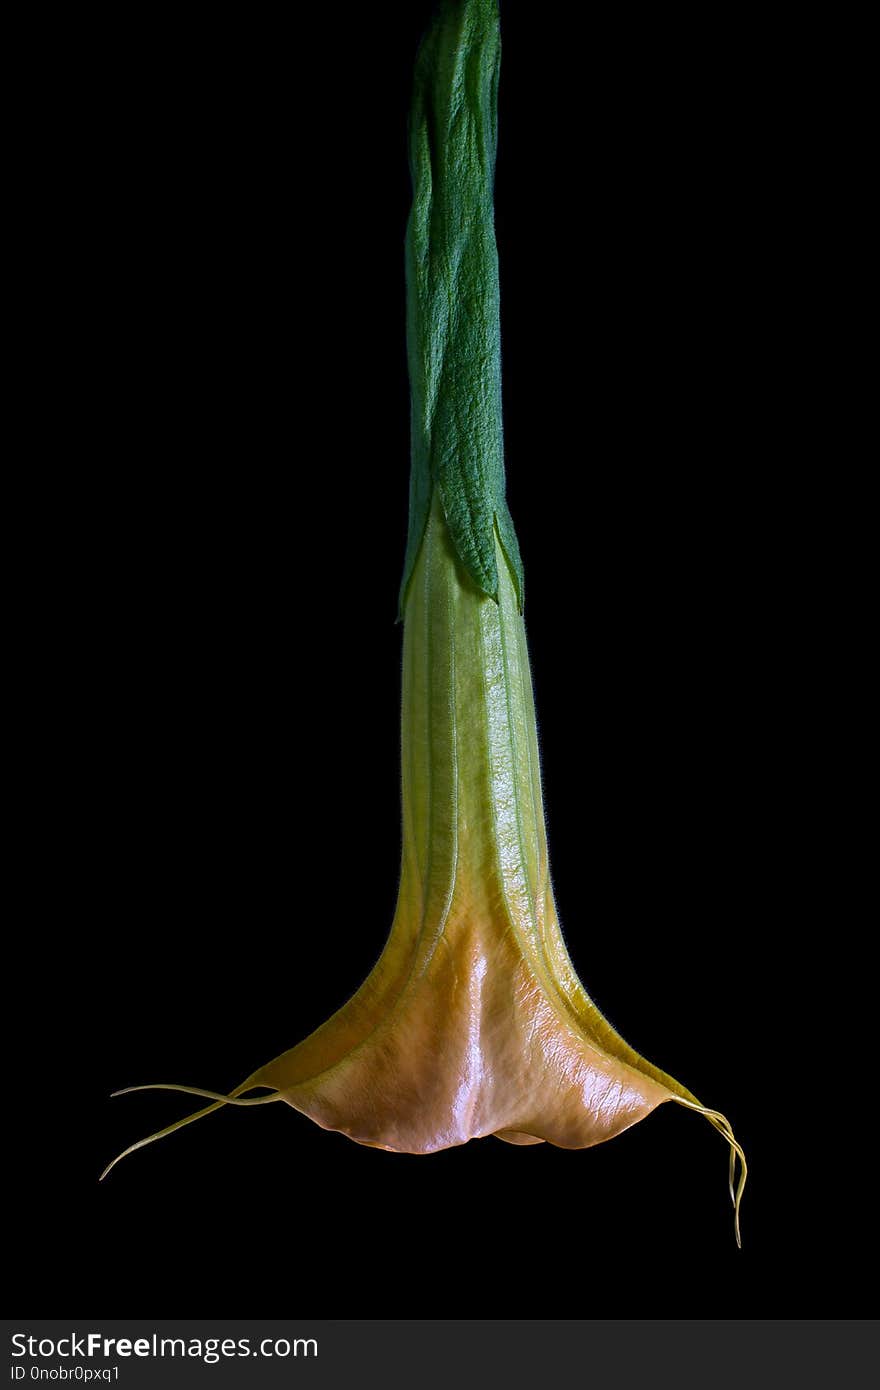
[100,1081,281,1182]
[671,1097,748,1247]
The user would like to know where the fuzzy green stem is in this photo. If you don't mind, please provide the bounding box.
[399,0,524,617]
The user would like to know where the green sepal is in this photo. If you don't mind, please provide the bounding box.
[398,0,524,619]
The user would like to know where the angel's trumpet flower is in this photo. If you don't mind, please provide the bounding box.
[104,0,746,1243]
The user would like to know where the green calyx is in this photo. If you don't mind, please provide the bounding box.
[399,0,524,619]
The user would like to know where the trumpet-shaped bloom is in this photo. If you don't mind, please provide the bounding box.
[103,0,746,1245]
[104,503,745,1241]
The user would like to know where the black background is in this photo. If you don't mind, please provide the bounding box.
[15,4,851,1318]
